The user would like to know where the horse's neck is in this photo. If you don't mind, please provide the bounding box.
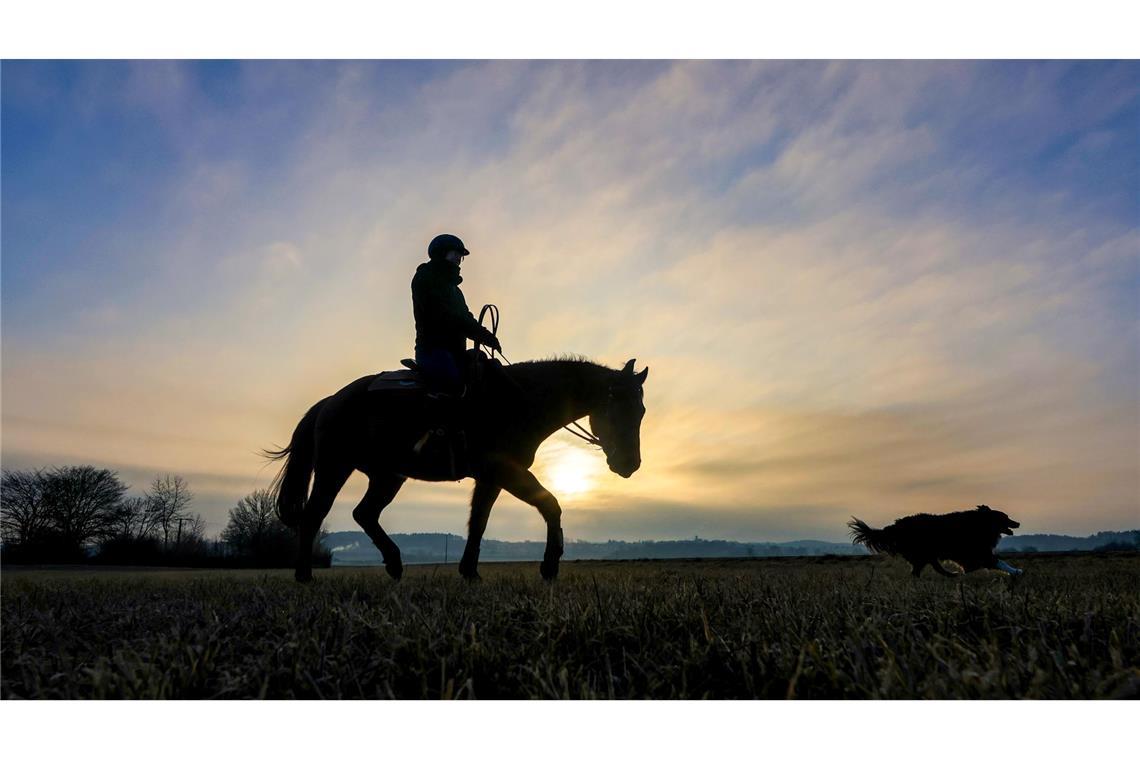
[537,388,598,439]
[511,362,610,440]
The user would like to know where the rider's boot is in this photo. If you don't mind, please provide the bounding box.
[414,391,468,478]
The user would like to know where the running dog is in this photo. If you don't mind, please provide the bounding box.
[848,505,1023,577]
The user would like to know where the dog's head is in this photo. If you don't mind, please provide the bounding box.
[977,504,1020,536]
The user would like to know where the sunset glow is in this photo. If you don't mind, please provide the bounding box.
[542,444,603,497]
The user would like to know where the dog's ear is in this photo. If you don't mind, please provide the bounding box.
[976,504,991,512]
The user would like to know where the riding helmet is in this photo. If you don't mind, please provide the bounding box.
[428,233,470,260]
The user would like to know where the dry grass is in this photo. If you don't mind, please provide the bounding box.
[2,554,1138,698]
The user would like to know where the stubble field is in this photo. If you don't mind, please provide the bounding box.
[2,554,1137,699]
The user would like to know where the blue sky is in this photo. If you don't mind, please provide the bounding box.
[2,61,1137,541]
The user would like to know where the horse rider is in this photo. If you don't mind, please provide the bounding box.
[411,234,501,459]
[413,233,501,390]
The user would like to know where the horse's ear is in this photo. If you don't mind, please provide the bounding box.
[977,504,991,512]
[636,367,648,384]
[622,358,636,374]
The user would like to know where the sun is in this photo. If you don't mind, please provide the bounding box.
[544,444,602,497]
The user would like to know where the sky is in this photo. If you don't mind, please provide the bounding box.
[2,60,1137,542]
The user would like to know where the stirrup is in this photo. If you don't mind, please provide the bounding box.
[413,428,445,455]
[411,428,467,480]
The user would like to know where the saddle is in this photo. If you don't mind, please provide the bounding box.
[366,361,424,393]
[367,350,497,394]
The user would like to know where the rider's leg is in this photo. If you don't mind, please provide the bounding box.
[414,347,465,434]
[413,349,468,474]
[414,347,464,395]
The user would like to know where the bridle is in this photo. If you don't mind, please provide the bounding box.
[563,419,604,448]
[476,303,604,449]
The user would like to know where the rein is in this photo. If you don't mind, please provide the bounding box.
[563,420,604,447]
[476,304,604,449]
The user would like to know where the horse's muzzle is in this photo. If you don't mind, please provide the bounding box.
[609,457,641,478]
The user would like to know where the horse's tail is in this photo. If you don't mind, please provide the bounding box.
[848,517,891,554]
[263,399,326,529]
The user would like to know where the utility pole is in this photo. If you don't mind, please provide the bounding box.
[175,517,190,546]
[443,534,449,564]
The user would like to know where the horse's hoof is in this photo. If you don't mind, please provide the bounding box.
[385,562,403,581]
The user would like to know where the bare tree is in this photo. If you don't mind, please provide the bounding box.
[222,488,313,566]
[41,466,128,549]
[147,474,193,547]
[1,469,51,546]
[222,489,282,553]
[109,495,159,541]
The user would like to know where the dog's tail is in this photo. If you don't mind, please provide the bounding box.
[848,517,892,554]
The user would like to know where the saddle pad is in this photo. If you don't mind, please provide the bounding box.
[368,368,423,392]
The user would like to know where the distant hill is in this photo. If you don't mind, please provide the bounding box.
[322,529,1139,565]
[323,531,868,565]
[998,530,1140,553]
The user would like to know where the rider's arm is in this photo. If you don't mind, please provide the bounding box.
[451,288,497,345]
[414,273,497,345]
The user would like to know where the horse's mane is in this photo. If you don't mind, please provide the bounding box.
[501,355,615,397]
[512,353,597,366]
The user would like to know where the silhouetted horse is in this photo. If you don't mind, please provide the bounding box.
[266,357,648,582]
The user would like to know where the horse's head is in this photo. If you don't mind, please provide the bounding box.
[590,358,648,478]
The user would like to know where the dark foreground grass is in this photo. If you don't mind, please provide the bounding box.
[2,554,1138,698]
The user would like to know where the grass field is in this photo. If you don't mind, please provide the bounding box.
[3,554,1138,699]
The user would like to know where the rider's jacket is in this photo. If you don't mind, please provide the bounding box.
[411,258,495,364]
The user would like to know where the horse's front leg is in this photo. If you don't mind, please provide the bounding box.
[459,479,502,581]
[496,464,564,581]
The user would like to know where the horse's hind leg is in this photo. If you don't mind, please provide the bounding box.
[295,460,353,583]
[352,473,407,580]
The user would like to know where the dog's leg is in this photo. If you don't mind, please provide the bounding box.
[995,558,1024,576]
[930,559,959,577]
